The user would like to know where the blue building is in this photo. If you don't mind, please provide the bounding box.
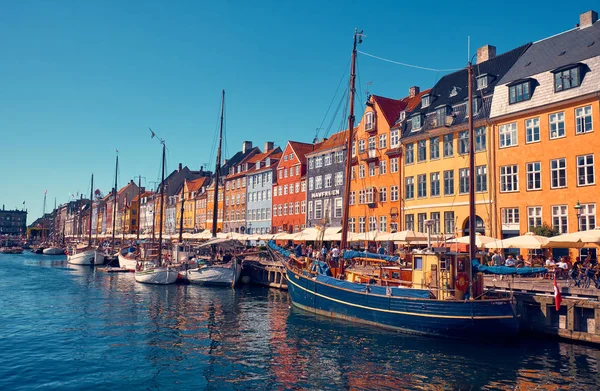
[245,144,281,235]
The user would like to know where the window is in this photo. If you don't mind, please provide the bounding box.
[352,141,356,157]
[378,159,387,175]
[422,95,430,108]
[335,151,344,163]
[577,154,595,186]
[335,172,343,186]
[295,183,300,193]
[430,172,440,197]
[405,143,414,164]
[368,137,376,151]
[501,208,520,225]
[284,168,288,178]
[444,211,455,234]
[390,185,399,202]
[358,190,365,204]
[301,181,306,192]
[307,202,312,220]
[390,129,399,148]
[278,186,282,196]
[523,117,540,144]
[378,134,387,149]
[549,112,565,139]
[442,134,453,157]
[348,218,355,233]
[430,212,440,234]
[417,213,427,232]
[576,106,593,134]
[509,80,531,104]
[405,214,414,231]
[349,191,356,205]
[405,177,414,199]
[369,216,377,231]
[324,154,332,166]
[499,123,517,148]
[552,205,568,233]
[475,127,486,152]
[358,139,366,153]
[283,184,288,195]
[315,175,323,189]
[417,174,427,197]
[365,112,374,130]
[526,162,541,190]
[477,74,489,90]
[580,203,596,231]
[554,66,580,92]
[308,177,314,190]
[550,158,566,188]
[301,201,306,214]
[418,140,426,162]
[334,198,343,218]
[390,158,399,173]
[308,158,314,169]
[283,204,288,216]
[444,170,454,195]
[459,168,469,194]
[379,187,387,203]
[359,164,365,178]
[314,200,322,220]
[368,163,376,177]
[500,165,519,192]
[315,156,323,168]
[430,137,440,159]
[289,184,293,194]
[527,206,542,229]
[476,165,487,192]
[359,217,366,233]
[379,216,387,232]
[458,131,469,154]
[324,174,332,188]
[411,115,422,130]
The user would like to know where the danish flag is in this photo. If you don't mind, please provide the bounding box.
[553,274,562,311]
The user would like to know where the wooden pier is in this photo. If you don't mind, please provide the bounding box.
[485,276,600,344]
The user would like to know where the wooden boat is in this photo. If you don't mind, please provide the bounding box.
[43,246,65,255]
[0,247,24,254]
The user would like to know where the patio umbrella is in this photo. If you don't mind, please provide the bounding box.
[375,230,427,242]
[547,227,600,248]
[446,233,503,249]
[348,230,381,242]
[494,232,550,249]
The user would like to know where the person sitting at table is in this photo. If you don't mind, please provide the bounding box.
[505,255,516,267]
[556,257,569,270]
[545,257,556,268]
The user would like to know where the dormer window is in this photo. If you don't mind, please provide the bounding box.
[421,95,431,108]
[508,79,532,104]
[365,112,375,130]
[411,114,422,131]
[435,105,452,127]
[465,96,481,116]
[255,161,260,169]
[265,157,270,166]
[399,111,406,122]
[476,74,491,90]
[552,64,581,92]
[284,155,288,161]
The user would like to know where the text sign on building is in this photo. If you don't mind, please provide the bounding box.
[311,189,340,199]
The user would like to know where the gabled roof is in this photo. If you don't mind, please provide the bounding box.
[307,129,350,155]
[131,190,153,202]
[186,177,208,193]
[371,95,405,127]
[288,141,316,164]
[246,147,282,164]
[391,89,432,129]
[221,147,260,176]
[499,22,600,85]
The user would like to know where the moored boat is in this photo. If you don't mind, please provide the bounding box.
[43,246,65,255]
[67,247,101,265]
[186,258,242,286]
[134,261,178,285]
[0,247,24,254]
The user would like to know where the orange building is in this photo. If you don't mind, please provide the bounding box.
[180,177,208,232]
[205,181,224,233]
[490,12,600,259]
[272,141,315,233]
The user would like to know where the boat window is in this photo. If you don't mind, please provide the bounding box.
[440,257,448,270]
[392,272,400,279]
[414,256,423,271]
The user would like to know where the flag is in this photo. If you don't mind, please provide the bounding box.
[22,201,25,205]
[149,127,156,138]
[553,274,562,311]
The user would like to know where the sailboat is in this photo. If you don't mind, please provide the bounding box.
[67,174,104,265]
[43,246,64,255]
[270,30,525,339]
[186,90,242,287]
[134,137,178,285]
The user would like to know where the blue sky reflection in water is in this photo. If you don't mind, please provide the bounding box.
[0,253,599,390]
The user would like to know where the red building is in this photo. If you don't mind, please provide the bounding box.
[272,141,316,233]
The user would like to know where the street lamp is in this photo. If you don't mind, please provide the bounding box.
[574,201,583,232]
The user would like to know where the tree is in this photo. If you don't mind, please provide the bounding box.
[530,223,560,237]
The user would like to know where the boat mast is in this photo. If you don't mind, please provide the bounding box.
[467,61,475,300]
[178,180,185,243]
[122,194,127,242]
[88,174,94,247]
[42,191,47,242]
[340,29,362,252]
[212,90,225,239]
[157,142,166,266]
[136,175,141,241]
[111,154,118,251]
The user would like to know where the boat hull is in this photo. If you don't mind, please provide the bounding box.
[186,263,242,286]
[135,267,178,285]
[43,247,64,255]
[67,249,101,265]
[285,266,519,339]
[118,253,138,271]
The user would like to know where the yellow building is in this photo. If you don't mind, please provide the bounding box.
[401,45,529,238]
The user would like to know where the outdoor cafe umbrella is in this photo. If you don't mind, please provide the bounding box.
[446,233,503,249]
[494,232,550,249]
[375,230,428,242]
[547,227,600,248]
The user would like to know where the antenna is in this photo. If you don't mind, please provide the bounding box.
[467,36,471,63]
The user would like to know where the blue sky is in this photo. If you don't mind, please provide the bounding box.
[1,0,597,224]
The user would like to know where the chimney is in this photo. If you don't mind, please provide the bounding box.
[178,163,182,172]
[580,10,598,28]
[264,141,274,151]
[242,141,252,153]
[409,86,420,98]
[476,45,496,64]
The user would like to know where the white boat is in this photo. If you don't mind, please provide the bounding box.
[134,261,178,285]
[118,252,138,271]
[43,246,64,255]
[186,258,242,286]
[67,247,101,265]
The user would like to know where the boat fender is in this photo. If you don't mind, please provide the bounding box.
[456,272,469,292]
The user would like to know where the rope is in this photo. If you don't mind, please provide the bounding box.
[358,51,463,72]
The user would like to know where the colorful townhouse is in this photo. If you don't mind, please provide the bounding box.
[400,44,529,237]
[138,191,154,235]
[245,144,281,235]
[112,180,140,237]
[489,10,600,257]
[207,141,259,233]
[348,93,418,234]
[181,177,209,233]
[272,141,315,233]
[194,185,208,232]
[305,130,348,229]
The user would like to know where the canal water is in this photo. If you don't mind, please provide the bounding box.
[0,253,599,390]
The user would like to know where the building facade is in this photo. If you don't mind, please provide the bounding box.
[0,206,27,236]
[305,130,348,228]
[246,146,281,235]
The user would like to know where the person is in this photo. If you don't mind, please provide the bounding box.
[321,245,328,260]
[492,251,504,266]
[505,255,516,267]
[377,244,385,255]
[516,254,525,268]
[331,245,340,263]
[294,243,303,258]
[545,256,556,268]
